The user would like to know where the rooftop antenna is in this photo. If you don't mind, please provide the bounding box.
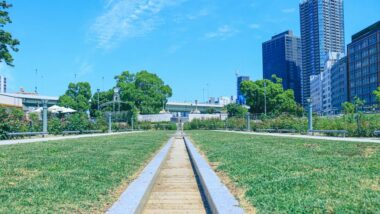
[34,69,38,93]
[235,70,240,78]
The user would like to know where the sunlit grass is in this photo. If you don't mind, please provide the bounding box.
[0,131,173,213]
[189,131,380,213]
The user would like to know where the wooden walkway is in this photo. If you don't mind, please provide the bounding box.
[142,138,207,213]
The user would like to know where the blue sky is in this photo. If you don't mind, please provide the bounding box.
[2,0,379,102]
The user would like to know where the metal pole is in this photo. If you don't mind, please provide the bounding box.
[108,113,112,133]
[247,113,251,132]
[264,80,267,115]
[308,99,313,133]
[131,117,134,131]
[42,100,48,133]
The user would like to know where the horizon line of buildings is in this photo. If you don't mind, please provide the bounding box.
[262,0,379,115]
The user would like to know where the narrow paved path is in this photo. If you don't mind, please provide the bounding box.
[142,138,207,213]
[217,130,380,144]
[0,131,143,146]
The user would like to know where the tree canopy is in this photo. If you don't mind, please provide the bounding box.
[115,70,172,114]
[225,103,248,118]
[58,82,92,112]
[240,75,302,116]
[373,87,380,106]
[0,1,19,66]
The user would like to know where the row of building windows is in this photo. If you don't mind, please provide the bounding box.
[349,34,378,53]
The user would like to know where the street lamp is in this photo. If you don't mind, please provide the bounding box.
[307,98,313,134]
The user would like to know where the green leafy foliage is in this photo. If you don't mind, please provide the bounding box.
[115,70,172,114]
[342,102,355,114]
[373,87,380,106]
[240,75,303,116]
[58,82,92,112]
[225,103,248,117]
[0,1,19,66]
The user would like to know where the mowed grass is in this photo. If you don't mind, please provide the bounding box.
[188,131,380,213]
[0,131,173,213]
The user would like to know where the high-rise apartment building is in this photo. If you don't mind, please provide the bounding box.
[0,75,7,93]
[310,52,342,114]
[347,21,380,107]
[262,30,302,103]
[299,0,345,106]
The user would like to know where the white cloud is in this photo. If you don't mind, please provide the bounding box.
[204,25,238,40]
[91,0,186,49]
[282,8,296,13]
[78,61,93,77]
[249,23,260,29]
[187,8,209,20]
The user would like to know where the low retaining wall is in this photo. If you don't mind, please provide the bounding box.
[107,137,174,214]
[184,136,244,214]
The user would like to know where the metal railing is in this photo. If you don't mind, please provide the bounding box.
[256,129,297,133]
[7,132,49,138]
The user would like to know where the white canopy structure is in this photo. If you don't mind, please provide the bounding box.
[30,105,77,114]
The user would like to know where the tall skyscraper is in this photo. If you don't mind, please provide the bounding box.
[299,0,345,106]
[236,75,250,105]
[0,75,6,93]
[348,21,380,107]
[262,30,302,103]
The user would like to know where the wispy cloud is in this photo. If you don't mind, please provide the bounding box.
[204,25,238,40]
[249,23,260,29]
[282,8,296,13]
[91,0,186,49]
[187,8,209,20]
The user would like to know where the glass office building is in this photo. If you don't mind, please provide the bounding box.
[348,21,380,107]
[262,30,302,103]
[299,0,345,106]
[331,56,348,112]
[236,76,250,105]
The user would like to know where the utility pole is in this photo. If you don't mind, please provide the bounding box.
[307,98,313,134]
[42,100,48,133]
[246,112,251,132]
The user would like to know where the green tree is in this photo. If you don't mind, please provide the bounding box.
[342,102,355,115]
[373,87,380,107]
[240,75,302,116]
[0,1,20,66]
[115,70,172,114]
[353,97,365,113]
[58,82,92,112]
[225,103,248,118]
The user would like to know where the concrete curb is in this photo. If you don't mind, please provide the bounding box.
[0,131,144,146]
[184,136,244,214]
[107,137,174,214]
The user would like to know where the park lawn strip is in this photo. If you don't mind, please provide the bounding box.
[0,131,173,213]
[188,131,380,214]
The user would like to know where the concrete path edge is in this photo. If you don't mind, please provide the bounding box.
[184,136,245,214]
[107,137,174,214]
[0,131,144,146]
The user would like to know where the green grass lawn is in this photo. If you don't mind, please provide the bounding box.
[188,131,380,213]
[0,131,172,213]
